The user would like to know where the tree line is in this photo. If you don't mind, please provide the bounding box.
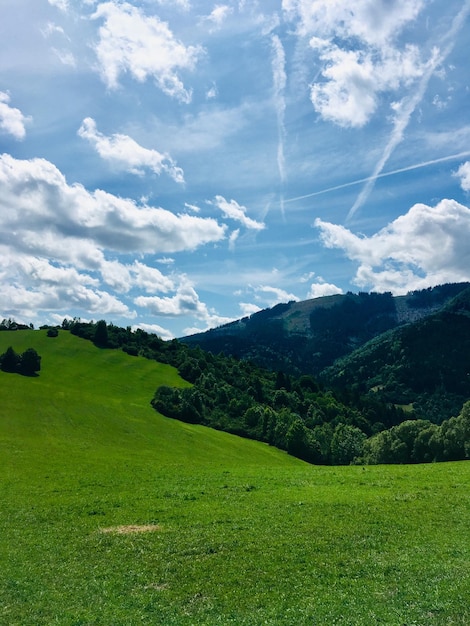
[61,319,470,465]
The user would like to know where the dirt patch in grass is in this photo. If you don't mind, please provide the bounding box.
[100,524,161,534]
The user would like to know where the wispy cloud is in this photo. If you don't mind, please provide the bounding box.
[347,0,470,219]
[284,151,470,204]
[211,195,265,231]
[271,34,287,217]
[201,5,233,32]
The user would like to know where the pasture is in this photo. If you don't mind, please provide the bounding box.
[1,331,469,625]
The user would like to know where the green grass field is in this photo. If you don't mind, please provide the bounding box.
[1,330,469,625]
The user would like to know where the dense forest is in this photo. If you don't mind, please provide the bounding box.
[28,291,469,466]
[182,283,470,375]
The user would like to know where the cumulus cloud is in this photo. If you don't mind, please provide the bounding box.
[315,199,470,294]
[132,322,174,341]
[0,92,31,140]
[135,275,233,332]
[0,153,226,321]
[211,195,265,230]
[283,0,426,128]
[0,250,133,321]
[0,153,225,259]
[78,118,184,183]
[256,285,299,306]
[90,1,202,102]
[309,41,423,128]
[455,161,470,191]
[307,280,343,299]
[239,302,262,316]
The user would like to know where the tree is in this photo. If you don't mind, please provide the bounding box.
[19,348,41,376]
[94,320,108,347]
[1,346,20,372]
[330,424,366,465]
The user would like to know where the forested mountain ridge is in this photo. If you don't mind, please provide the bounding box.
[322,285,470,423]
[181,282,470,376]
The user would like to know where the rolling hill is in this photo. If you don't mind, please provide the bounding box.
[1,329,470,624]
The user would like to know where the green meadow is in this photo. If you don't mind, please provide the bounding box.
[1,330,469,625]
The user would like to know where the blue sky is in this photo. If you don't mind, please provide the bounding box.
[1,0,470,338]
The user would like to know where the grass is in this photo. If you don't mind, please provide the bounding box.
[1,330,469,625]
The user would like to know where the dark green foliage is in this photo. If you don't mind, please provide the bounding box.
[18,348,41,376]
[93,319,109,347]
[0,318,32,331]
[46,328,59,337]
[1,346,21,372]
[323,287,470,424]
[361,404,470,464]
[0,346,41,376]
[63,311,470,466]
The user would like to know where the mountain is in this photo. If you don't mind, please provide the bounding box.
[322,285,470,423]
[181,282,470,376]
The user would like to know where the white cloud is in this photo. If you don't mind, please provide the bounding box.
[307,281,343,299]
[0,251,133,321]
[90,1,202,102]
[256,285,299,306]
[315,198,470,294]
[48,0,69,11]
[0,92,31,140]
[131,261,174,294]
[132,322,174,341]
[0,153,227,321]
[283,0,424,46]
[0,153,225,259]
[228,229,240,251]
[454,161,470,191]
[283,0,426,128]
[78,118,184,183]
[155,0,190,10]
[272,34,287,203]
[309,37,424,129]
[211,195,265,230]
[202,5,233,32]
[135,275,233,332]
[239,302,262,316]
[51,48,77,67]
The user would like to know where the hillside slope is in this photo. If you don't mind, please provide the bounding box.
[0,329,300,470]
[1,330,470,625]
[181,283,470,376]
[322,287,470,422]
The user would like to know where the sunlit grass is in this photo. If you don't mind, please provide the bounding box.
[1,330,469,625]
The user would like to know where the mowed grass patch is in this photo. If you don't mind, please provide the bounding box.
[1,330,469,625]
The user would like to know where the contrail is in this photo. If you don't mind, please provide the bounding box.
[284,151,470,204]
[272,35,287,219]
[347,0,470,220]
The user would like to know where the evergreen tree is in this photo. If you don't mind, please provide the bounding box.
[1,346,20,373]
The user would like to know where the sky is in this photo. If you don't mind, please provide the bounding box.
[1,0,470,339]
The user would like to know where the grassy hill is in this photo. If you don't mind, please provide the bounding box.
[1,330,470,625]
